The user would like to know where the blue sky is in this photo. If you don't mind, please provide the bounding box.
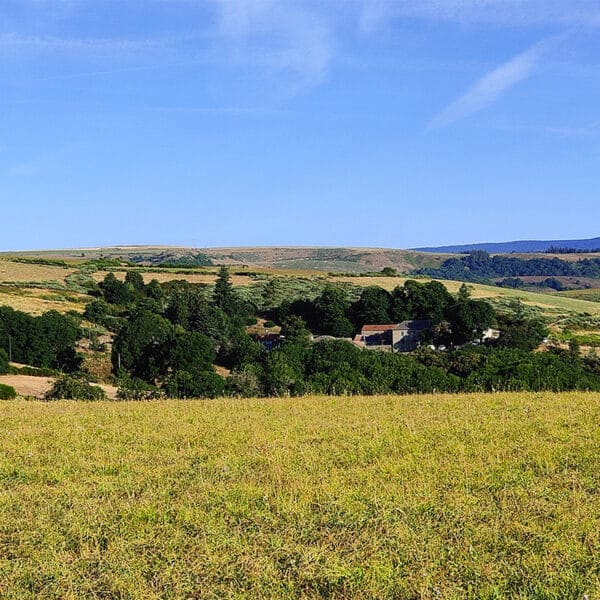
[1,0,599,251]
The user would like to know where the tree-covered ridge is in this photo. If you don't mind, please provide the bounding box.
[416,251,600,282]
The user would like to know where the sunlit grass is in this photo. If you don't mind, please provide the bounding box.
[0,392,599,598]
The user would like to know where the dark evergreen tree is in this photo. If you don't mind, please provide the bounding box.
[213,267,235,314]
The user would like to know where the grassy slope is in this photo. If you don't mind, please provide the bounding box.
[0,246,451,274]
[0,393,598,599]
[0,260,86,315]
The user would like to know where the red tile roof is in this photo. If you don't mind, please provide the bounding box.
[361,324,400,333]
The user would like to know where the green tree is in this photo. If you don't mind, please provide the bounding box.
[227,364,263,398]
[101,273,134,306]
[31,311,82,371]
[313,286,354,337]
[261,278,282,309]
[496,314,548,351]
[213,267,235,314]
[45,376,107,401]
[125,270,145,293]
[446,299,494,346]
[0,383,17,400]
[165,288,191,327]
[84,299,110,324]
[391,280,453,324]
[146,279,165,304]
[112,311,173,381]
[280,315,311,346]
[164,369,226,399]
[351,286,392,326]
[261,351,304,396]
[167,331,215,373]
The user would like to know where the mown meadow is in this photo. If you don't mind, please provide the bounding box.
[1,392,599,599]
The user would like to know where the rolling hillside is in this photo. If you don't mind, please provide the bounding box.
[0,246,452,274]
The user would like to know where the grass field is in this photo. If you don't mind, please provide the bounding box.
[0,286,87,315]
[1,392,599,599]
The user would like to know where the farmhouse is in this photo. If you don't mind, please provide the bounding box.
[354,320,432,353]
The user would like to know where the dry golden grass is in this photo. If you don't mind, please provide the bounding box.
[0,288,87,316]
[0,392,598,598]
[0,260,74,284]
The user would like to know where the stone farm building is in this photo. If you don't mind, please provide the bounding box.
[354,320,432,353]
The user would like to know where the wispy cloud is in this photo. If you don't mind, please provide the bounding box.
[211,0,334,88]
[428,35,566,129]
[0,32,170,52]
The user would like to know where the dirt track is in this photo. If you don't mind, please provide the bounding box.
[0,375,117,400]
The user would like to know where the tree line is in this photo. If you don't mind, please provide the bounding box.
[418,251,600,282]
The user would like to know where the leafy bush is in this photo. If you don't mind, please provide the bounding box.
[117,376,163,400]
[0,384,17,400]
[84,299,110,323]
[163,370,226,399]
[45,376,107,401]
[13,365,60,377]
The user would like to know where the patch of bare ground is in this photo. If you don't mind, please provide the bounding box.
[0,374,117,400]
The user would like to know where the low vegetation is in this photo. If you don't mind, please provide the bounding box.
[45,375,107,401]
[0,383,16,400]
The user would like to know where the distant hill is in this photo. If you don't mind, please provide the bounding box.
[1,246,453,274]
[413,237,600,254]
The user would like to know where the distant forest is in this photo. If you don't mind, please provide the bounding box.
[416,251,600,283]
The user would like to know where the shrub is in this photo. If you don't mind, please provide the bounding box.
[45,376,107,401]
[117,376,163,400]
[14,366,59,377]
[0,384,17,400]
[84,299,110,324]
[163,370,226,399]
